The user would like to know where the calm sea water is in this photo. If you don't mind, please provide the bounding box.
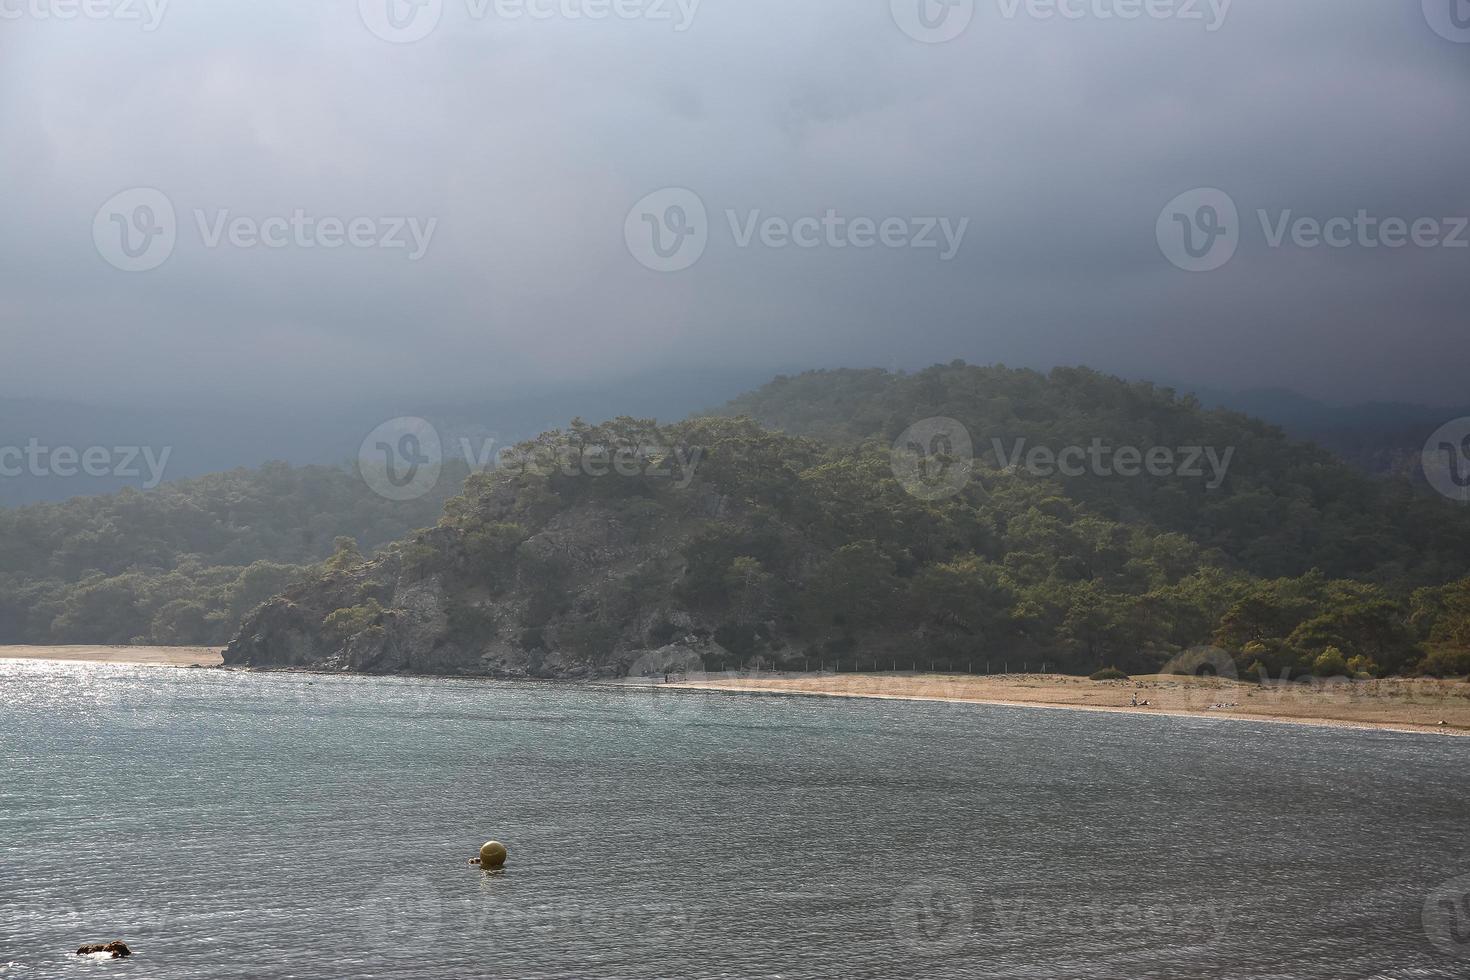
[2,660,1468,979]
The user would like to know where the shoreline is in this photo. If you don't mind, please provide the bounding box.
[0,645,225,667]
[4,646,1466,738]
[663,672,1470,738]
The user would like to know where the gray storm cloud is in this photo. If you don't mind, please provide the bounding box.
[0,0,1467,408]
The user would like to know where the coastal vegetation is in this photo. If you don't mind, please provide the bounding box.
[0,461,462,645]
[3,363,1468,678]
[227,366,1470,678]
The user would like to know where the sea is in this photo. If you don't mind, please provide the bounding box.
[2,660,1467,979]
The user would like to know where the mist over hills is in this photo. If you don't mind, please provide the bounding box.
[0,368,776,506]
[1170,385,1470,478]
[2,366,1462,507]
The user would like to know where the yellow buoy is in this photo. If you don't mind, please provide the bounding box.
[478,840,508,869]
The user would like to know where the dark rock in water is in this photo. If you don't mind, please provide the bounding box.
[77,941,132,958]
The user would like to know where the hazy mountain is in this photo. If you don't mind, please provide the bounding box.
[0,368,776,506]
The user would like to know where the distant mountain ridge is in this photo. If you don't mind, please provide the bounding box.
[1,370,1458,507]
[1159,383,1469,478]
[0,369,778,506]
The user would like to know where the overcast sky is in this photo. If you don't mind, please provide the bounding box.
[2,0,1468,410]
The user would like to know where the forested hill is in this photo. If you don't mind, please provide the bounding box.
[227,391,1470,680]
[0,461,463,646]
[716,363,1470,586]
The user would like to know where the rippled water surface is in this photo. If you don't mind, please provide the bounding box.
[2,660,1468,979]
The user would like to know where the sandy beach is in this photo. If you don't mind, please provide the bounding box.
[663,672,1470,737]
[6,645,1467,736]
[0,645,224,667]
